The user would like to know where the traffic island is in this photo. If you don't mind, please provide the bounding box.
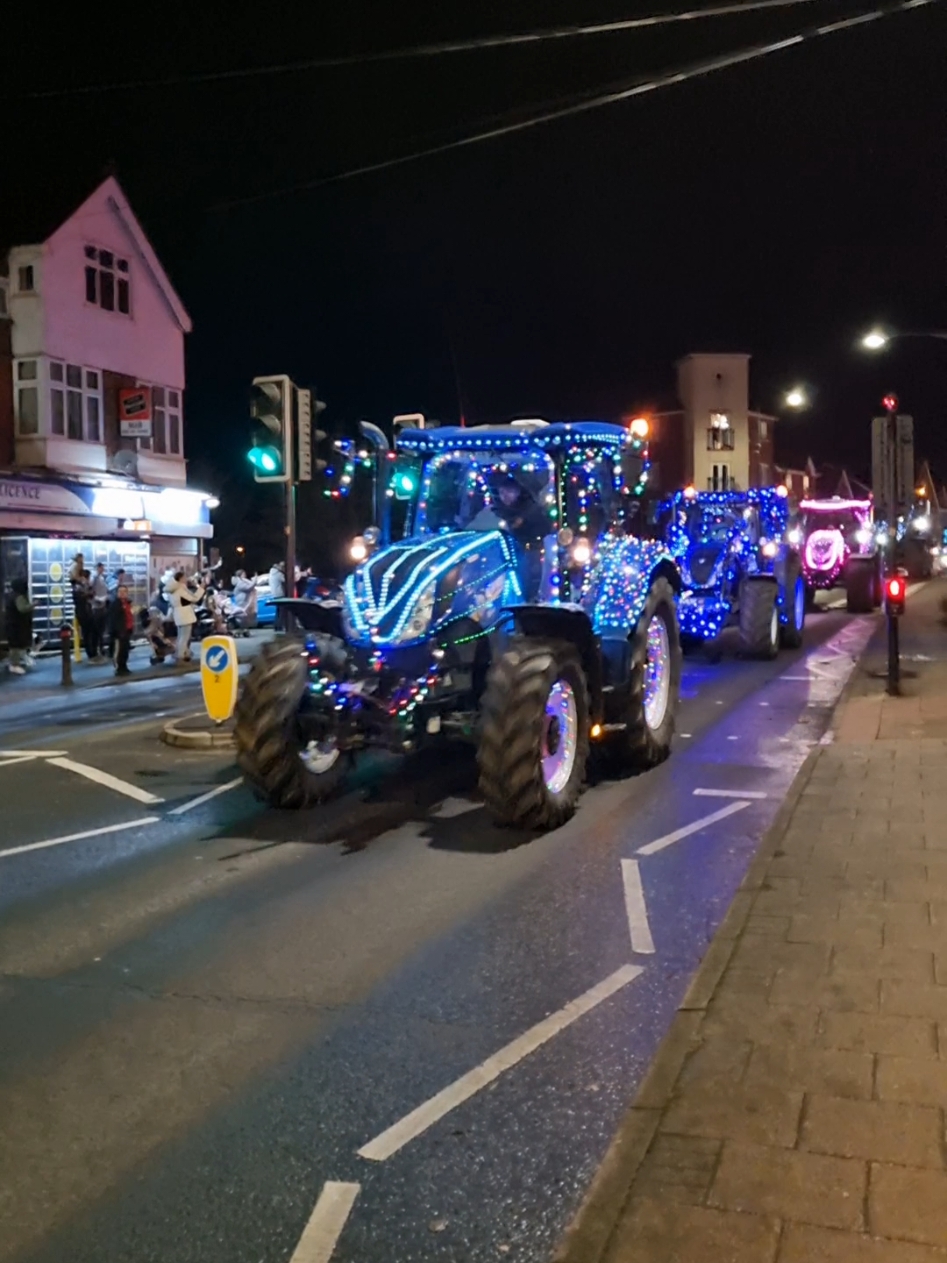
[160,712,236,750]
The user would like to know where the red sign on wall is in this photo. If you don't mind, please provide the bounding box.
[119,387,152,437]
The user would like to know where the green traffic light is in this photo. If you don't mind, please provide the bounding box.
[248,445,281,474]
[396,472,416,494]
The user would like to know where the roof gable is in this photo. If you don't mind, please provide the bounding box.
[43,177,191,333]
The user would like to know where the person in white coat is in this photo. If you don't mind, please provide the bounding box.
[165,571,205,662]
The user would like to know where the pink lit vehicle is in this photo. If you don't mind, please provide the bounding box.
[793,498,881,613]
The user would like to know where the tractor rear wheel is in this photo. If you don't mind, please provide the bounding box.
[845,557,875,614]
[739,579,780,659]
[779,556,806,649]
[605,577,681,770]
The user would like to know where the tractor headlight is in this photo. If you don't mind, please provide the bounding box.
[855,527,872,546]
[393,582,436,644]
[761,540,778,559]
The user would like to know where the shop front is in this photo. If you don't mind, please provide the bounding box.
[0,472,213,645]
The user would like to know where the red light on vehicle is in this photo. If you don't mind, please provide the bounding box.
[886,577,902,599]
[883,394,899,414]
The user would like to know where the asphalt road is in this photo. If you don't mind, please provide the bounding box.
[0,606,876,1263]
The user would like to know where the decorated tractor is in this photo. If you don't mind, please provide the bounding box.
[794,498,881,613]
[660,485,805,658]
[234,419,683,830]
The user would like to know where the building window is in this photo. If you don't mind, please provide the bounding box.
[138,385,183,456]
[49,359,103,443]
[152,386,166,453]
[759,419,768,441]
[758,462,770,487]
[84,246,130,315]
[707,412,734,451]
[18,265,35,292]
[709,463,731,492]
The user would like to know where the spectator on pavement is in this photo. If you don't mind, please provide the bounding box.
[165,571,204,662]
[141,606,175,664]
[5,578,34,675]
[231,569,257,630]
[108,585,135,677]
[90,563,110,665]
[268,561,285,599]
[72,569,96,661]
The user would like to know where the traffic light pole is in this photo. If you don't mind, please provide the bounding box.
[883,396,900,696]
[284,479,296,627]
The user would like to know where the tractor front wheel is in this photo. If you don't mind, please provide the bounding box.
[234,639,346,808]
[478,639,590,830]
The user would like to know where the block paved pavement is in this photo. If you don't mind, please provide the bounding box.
[556,578,947,1263]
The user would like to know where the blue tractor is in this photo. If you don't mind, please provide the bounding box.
[660,486,806,658]
[235,419,683,830]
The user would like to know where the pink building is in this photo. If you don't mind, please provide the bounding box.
[0,177,214,640]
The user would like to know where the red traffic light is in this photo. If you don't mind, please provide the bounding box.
[885,573,906,613]
[883,393,899,414]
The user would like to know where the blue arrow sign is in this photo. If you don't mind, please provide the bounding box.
[205,646,230,674]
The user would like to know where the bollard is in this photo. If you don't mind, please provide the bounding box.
[60,623,74,687]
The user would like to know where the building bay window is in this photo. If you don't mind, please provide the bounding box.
[48,359,103,443]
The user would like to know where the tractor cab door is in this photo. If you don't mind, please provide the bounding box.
[562,453,618,602]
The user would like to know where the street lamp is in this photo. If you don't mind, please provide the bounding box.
[861,327,947,351]
[862,329,889,350]
[784,387,808,410]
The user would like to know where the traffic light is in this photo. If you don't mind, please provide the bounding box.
[885,572,906,616]
[249,375,292,482]
[312,398,330,473]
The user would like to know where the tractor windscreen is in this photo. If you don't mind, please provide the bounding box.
[800,507,865,545]
[682,504,740,544]
[416,450,555,540]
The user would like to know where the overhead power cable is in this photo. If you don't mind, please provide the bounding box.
[18,0,838,101]
[211,0,939,210]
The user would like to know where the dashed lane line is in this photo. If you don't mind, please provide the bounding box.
[357,964,644,1162]
[0,818,162,860]
[693,787,767,800]
[621,859,655,955]
[636,801,752,857]
[290,1181,360,1263]
[46,756,165,805]
[168,777,243,815]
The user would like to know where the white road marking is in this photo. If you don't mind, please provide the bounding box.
[637,801,751,857]
[621,859,655,955]
[694,787,767,800]
[46,756,164,805]
[431,797,482,819]
[358,964,643,1162]
[168,777,243,816]
[0,749,67,758]
[780,675,810,681]
[290,1181,360,1263]
[0,817,161,860]
[679,733,692,738]
[0,755,40,770]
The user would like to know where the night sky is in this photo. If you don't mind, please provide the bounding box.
[3,0,944,567]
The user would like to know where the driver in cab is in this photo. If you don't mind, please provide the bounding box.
[495,476,548,544]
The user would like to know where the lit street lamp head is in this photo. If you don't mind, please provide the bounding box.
[862,329,889,351]
[784,387,808,409]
